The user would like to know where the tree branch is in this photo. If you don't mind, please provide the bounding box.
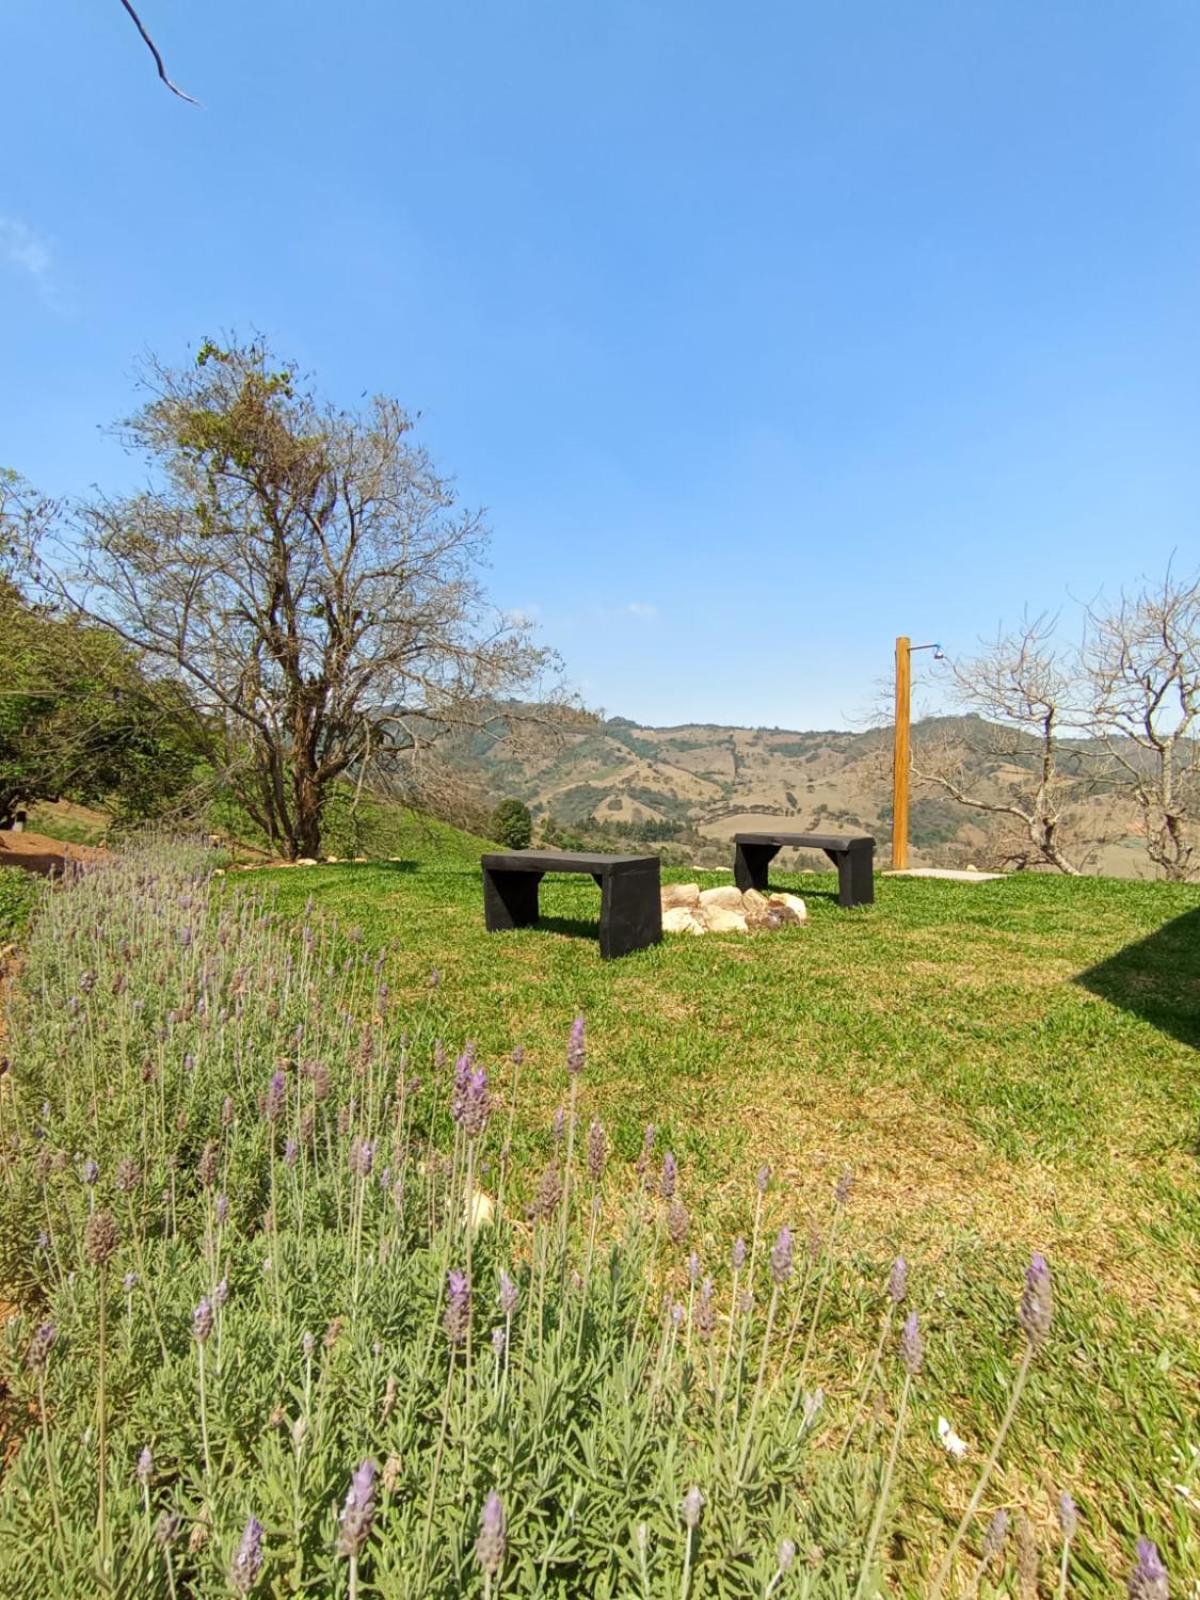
[116,0,200,105]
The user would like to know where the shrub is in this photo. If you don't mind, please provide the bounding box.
[0,863,42,942]
[492,798,533,850]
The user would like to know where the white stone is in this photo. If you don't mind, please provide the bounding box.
[662,906,707,935]
[768,892,808,922]
[699,904,749,934]
[699,885,745,911]
[466,1188,495,1230]
[662,882,702,910]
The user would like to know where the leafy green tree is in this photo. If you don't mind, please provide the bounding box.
[0,576,199,828]
[35,340,553,860]
[492,798,533,849]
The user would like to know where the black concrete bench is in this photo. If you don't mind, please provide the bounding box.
[481,850,662,959]
[733,832,875,908]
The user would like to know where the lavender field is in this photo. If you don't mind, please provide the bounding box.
[0,841,1190,1596]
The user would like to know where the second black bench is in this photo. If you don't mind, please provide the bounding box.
[733,831,875,908]
[481,850,662,959]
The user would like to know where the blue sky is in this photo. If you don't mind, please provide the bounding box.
[3,2,1198,728]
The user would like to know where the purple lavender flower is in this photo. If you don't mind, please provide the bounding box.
[567,1015,586,1077]
[302,1331,316,1359]
[682,1486,703,1529]
[82,1158,99,1187]
[349,1137,375,1178]
[444,1270,471,1346]
[888,1257,908,1305]
[732,1236,747,1271]
[778,1539,797,1573]
[192,1297,214,1343]
[476,1491,507,1578]
[283,1139,298,1167]
[499,1270,519,1319]
[123,1271,139,1292]
[214,1277,229,1309]
[230,1515,264,1594]
[668,1199,690,1247]
[695,1278,716,1342]
[215,1192,230,1226]
[635,1124,656,1189]
[553,1105,566,1146]
[771,1225,794,1284]
[688,1250,701,1285]
[336,1458,378,1558]
[660,1152,677,1201]
[900,1311,923,1374]
[155,1510,181,1547]
[1058,1492,1078,1542]
[835,1168,854,1206]
[756,1164,771,1194]
[26,1322,57,1371]
[587,1118,606,1183]
[511,1045,525,1066]
[982,1509,1009,1566]
[1019,1253,1053,1349]
[265,1070,286,1124]
[428,967,441,990]
[535,1161,563,1218]
[461,1067,490,1140]
[1128,1539,1169,1600]
[137,1446,154,1484]
[492,1324,507,1359]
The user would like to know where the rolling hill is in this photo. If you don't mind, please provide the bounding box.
[459,712,1153,876]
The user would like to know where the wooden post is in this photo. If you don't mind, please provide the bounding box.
[892,635,911,870]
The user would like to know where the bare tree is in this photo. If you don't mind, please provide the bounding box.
[32,338,560,860]
[1084,569,1200,882]
[912,616,1092,874]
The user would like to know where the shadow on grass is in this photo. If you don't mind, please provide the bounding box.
[1076,906,1200,1049]
[526,915,603,941]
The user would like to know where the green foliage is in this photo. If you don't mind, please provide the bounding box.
[0,578,199,828]
[0,864,42,941]
[491,798,533,850]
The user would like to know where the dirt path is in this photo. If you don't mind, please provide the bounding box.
[0,829,107,877]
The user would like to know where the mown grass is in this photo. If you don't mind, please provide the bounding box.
[239,818,1200,1585]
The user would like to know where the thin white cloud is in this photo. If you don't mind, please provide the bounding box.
[626,601,658,621]
[503,604,542,628]
[0,216,58,304]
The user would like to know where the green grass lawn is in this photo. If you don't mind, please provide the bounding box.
[236,817,1200,1586]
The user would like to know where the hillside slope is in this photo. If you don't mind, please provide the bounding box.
[463,713,1151,876]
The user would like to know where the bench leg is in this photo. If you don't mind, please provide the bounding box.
[599,865,662,959]
[849,843,874,906]
[734,842,778,893]
[825,848,874,908]
[483,869,542,931]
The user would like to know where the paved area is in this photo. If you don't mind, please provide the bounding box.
[882,867,1005,882]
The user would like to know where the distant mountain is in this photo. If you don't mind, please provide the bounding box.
[454,711,1151,877]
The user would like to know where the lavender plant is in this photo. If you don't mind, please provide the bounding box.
[0,843,1169,1595]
